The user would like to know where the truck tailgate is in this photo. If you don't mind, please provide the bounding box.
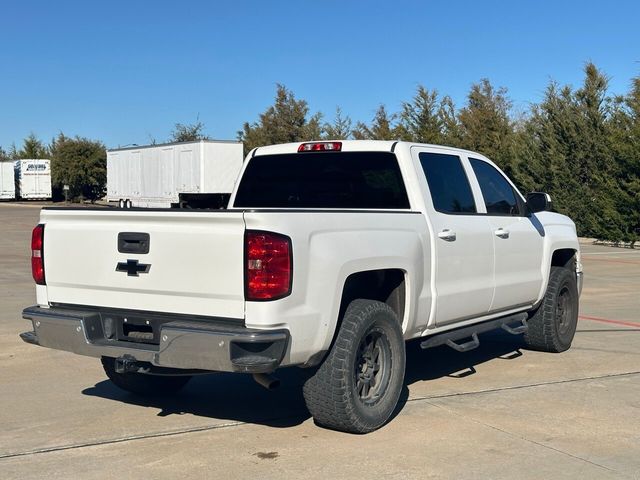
[40,209,246,319]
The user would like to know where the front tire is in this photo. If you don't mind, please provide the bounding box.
[303,299,406,433]
[524,266,579,352]
[101,357,192,396]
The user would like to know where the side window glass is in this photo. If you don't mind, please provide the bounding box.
[419,152,476,214]
[469,158,521,215]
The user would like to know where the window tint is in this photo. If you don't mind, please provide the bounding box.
[469,158,521,215]
[233,152,410,209]
[419,152,476,214]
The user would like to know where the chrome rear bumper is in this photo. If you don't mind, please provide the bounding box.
[21,305,289,374]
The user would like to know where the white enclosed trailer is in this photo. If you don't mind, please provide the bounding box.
[0,161,16,200]
[15,159,52,200]
[106,140,244,208]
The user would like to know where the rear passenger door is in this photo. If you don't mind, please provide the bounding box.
[467,157,544,311]
[412,148,494,326]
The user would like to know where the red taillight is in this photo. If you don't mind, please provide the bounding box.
[298,141,342,152]
[245,230,292,301]
[31,224,45,285]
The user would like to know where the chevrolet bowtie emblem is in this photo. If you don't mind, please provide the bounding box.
[116,259,151,277]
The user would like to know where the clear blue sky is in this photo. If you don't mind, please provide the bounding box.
[1,0,639,150]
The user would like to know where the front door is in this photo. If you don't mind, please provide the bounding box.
[467,157,544,311]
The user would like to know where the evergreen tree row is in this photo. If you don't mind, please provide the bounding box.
[2,63,637,244]
[239,64,640,245]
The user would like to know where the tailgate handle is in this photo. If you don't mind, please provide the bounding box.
[118,232,150,254]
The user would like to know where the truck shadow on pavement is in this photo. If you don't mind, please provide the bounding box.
[82,367,315,429]
[82,329,527,430]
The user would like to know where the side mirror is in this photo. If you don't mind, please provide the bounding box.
[526,192,552,213]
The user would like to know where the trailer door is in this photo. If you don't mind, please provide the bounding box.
[176,147,198,193]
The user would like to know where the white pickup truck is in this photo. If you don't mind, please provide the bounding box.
[21,140,582,433]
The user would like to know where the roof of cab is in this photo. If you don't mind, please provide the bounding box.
[251,140,487,159]
[252,140,397,156]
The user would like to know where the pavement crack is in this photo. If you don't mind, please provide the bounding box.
[0,415,301,461]
[2,371,638,462]
[406,370,640,403]
[424,400,630,478]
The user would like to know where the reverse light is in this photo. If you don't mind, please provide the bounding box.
[31,224,45,285]
[245,230,292,301]
[298,142,342,152]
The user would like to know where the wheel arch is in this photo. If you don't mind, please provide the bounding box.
[304,268,408,368]
[551,248,577,269]
[535,245,580,309]
[338,269,407,327]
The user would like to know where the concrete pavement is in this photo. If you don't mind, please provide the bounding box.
[1,203,638,479]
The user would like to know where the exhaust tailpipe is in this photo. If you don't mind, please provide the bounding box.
[253,373,280,390]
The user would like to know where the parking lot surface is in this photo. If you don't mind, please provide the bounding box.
[1,203,639,479]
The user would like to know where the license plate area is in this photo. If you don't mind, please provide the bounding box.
[112,315,160,344]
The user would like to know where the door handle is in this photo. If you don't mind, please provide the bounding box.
[494,228,510,239]
[438,229,457,241]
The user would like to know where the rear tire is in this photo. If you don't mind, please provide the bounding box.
[101,357,192,396]
[524,266,579,352]
[303,299,406,433]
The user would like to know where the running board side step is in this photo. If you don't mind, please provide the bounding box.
[445,333,479,352]
[420,312,528,352]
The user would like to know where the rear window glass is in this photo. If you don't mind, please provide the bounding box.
[419,152,476,214]
[233,152,410,209]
